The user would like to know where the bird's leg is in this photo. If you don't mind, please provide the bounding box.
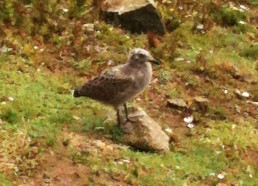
[116,108,121,126]
[123,103,133,122]
[123,103,129,120]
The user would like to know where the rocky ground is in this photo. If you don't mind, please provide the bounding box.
[0,0,257,185]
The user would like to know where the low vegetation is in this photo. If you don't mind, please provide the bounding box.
[0,0,257,185]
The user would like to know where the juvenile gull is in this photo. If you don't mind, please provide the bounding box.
[73,48,159,125]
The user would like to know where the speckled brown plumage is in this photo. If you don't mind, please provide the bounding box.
[73,48,159,125]
[74,68,134,108]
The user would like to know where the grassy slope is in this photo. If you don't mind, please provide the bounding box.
[0,1,258,185]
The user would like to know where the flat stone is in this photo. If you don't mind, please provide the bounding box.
[247,101,258,106]
[97,0,165,35]
[167,98,187,110]
[194,96,208,102]
[120,107,170,153]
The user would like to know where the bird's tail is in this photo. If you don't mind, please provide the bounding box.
[73,89,81,98]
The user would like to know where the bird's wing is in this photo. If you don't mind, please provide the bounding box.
[78,65,134,104]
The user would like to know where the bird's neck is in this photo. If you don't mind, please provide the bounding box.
[129,61,152,77]
[144,62,153,76]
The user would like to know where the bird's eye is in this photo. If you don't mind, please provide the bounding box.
[138,54,145,58]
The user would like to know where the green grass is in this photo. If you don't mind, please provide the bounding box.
[0,0,258,185]
[0,174,11,186]
[198,121,258,149]
[0,54,111,177]
[1,30,258,186]
[71,125,258,185]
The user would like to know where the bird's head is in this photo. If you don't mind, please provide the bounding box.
[128,48,160,65]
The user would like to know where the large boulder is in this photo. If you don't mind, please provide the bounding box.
[120,107,170,153]
[96,0,165,35]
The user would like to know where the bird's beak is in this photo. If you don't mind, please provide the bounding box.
[148,56,160,65]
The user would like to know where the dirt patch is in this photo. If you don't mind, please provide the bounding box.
[245,149,258,168]
[21,128,130,186]
[32,151,89,186]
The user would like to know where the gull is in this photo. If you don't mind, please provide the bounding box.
[73,48,159,125]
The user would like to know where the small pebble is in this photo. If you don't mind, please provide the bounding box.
[107,60,113,65]
[209,172,215,176]
[217,173,225,179]
[184,115,194,123]
[196,24,204,30]
[239,5,248,10]
[223,89,228,94]
[125,35,130,39]
[8,96,14,101]
[187,123,194,128]
[62,8,69,12]
[165,127,172,133]
[241,91,249,98]
[73,115,81,120]
[82,23,94,31]
[174,57,184,62]
[238,21,246,25]
[216,151,221,154]
[121,159,130,164]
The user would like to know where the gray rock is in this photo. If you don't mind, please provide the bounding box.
[96,0,165,35]
[229,64,242,79]
[193,96,209,112]
[250,16,258,29]
[167,98,187,110]
[120,107,170,153]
